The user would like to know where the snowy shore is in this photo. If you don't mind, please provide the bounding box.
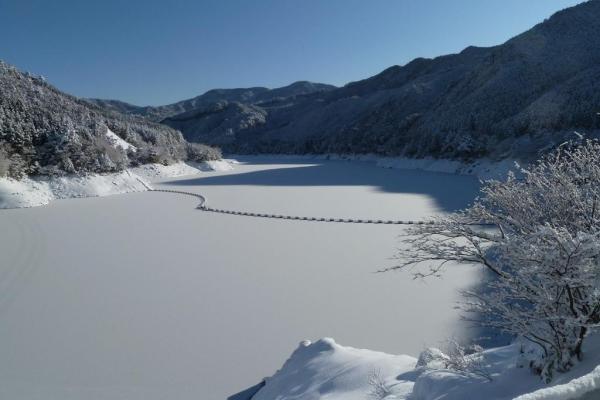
[250,336,600,400]
[0,160,233,209]
[0,153,517,210]
[231,153,519,181]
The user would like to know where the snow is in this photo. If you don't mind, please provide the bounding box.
[0,171,148,209]
[0,153,509,210]
[131,160,232,181]
[105,127,137,152]
[3,156,597,399]
[252,338,416,400]
[254,335,600,400]
[372,156,518,181]
[0,161,233,209]
[230,153,519,181]
[0,156,481,399]
[514,366,600,400]
[0,176,54,208]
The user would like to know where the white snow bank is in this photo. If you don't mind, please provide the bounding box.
[0,171,149,209]
[253,338,416,400]
[514,366,600,400]
[0,160,233,209]
[0,177,55,208]
[254,336,600,400]
[105,127,137,152]
[204,159,234,172]
[131,160,232,181]
[411,343,540,400]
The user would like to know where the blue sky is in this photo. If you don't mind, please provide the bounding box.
[0,0,586,106]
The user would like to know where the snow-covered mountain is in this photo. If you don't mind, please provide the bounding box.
[87,81,336,123]
[24,1,600,167]
[154,0,600,160]
[0,61,220,179]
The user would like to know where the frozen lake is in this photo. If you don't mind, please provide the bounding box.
[0,157,482,400]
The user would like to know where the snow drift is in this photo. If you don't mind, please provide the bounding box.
[253,335,600,400]
[0,171,148,209]
[252,338,416,400]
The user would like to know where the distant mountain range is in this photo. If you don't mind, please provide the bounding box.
[87,81,336,122]
[0,61,220,179]
[92,0,600,161]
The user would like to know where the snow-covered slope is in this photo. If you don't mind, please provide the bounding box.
[105,127,137,152]
[0,60,219,179]
[0,160,233,209]
[131,159,232,180]
[0,171,149,209]
[252,338,416,400]
[254,335,600,400]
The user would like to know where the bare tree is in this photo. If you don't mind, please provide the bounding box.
[367,369,393,400]
[386,140,600,382]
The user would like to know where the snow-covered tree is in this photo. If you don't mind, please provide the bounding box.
[388,139,600,381]
[0,60,221,179]
[0,147,9,177]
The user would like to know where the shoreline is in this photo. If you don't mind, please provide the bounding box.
[0,153,517,210]
[228,153,520,181]
[0,160,232,209]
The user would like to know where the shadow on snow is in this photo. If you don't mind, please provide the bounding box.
[166,158,481,213]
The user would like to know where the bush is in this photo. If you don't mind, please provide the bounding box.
[367,369,393,400]
[186,142,222,162]
[0,146,28,179]
[416,340,492,382]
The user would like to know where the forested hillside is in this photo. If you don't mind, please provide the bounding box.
[0,61,220,179]
[145,0,600,160]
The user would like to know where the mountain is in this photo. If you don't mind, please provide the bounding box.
[87,81,336,122]
[84,98,143,115]
[159,0,600,160]
[0,61,220,179]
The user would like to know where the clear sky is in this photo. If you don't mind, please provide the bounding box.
[0,0,586,106]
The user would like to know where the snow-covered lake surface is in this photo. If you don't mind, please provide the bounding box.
[0,157,482,400]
